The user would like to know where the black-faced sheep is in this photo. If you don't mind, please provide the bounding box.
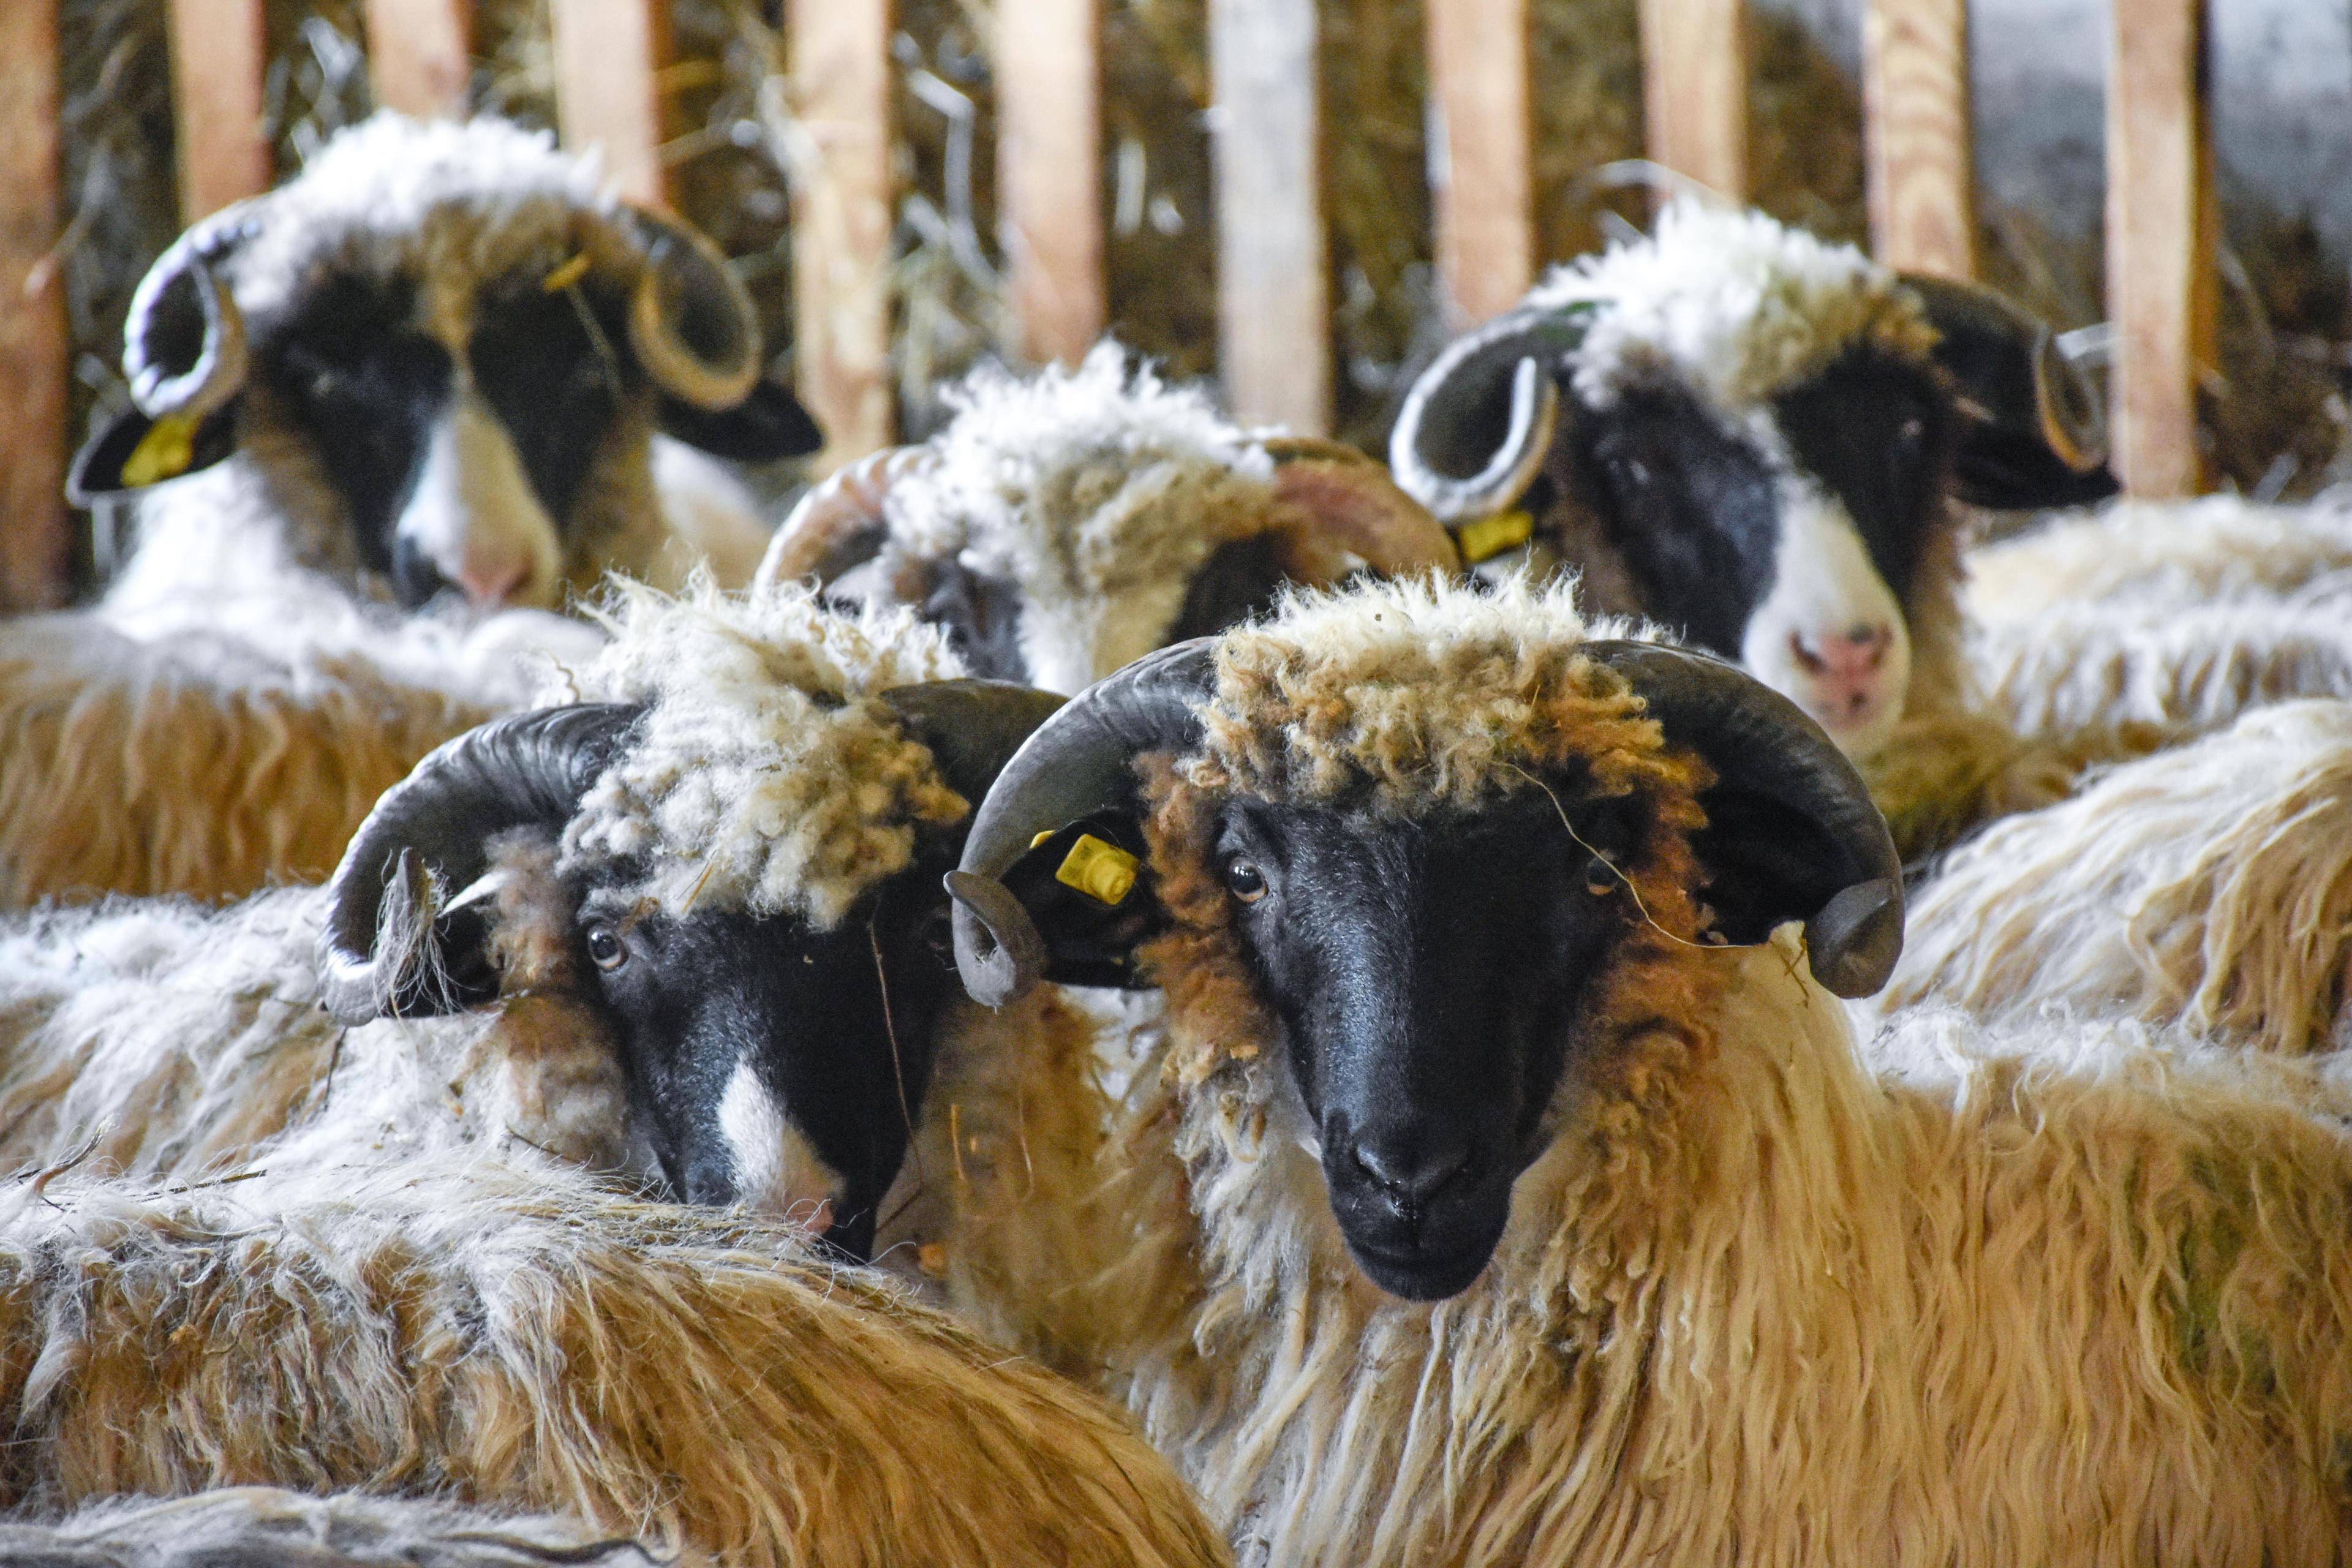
[0,1153,1229,1568]
[753,345,1459,693]
[0,582,1058,1262]
[3,113,823,908]
[913,575,2352,1566]
[1387,202,2116,856]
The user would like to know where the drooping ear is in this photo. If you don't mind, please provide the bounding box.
[658,379,824,461]
[1588,641,1904,997]
[67,401,241,501]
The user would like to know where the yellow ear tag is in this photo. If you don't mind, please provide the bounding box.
[1055,834,1138,907]
[542,252,592,293]
[1031,830,1055,849]
[1457,508,1535,566]
[121,414,198,488]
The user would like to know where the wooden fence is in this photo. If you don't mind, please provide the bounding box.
[0,0,2215,609]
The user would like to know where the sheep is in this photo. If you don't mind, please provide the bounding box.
[914,573,2352,1566]
[1880,696,2352,1057]
[0,581,1063,1261]
[0,1150,1230,1568]
[1966,491,2352,743]
[753,344,1460,694]
[0,1488,674,1567]
[4,112,824,908]
[1387,201,2117,856]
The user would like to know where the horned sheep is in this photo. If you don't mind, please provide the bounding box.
[1387,202,2119,856]
[2,113,823,908]
[914,575,2352,1566]
[755,344,1460,694]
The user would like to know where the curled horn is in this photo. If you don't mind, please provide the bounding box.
[1584,640,1905,997]
[316,703,643,1025]
[876,679,1069,807]
[1901,273,2114,504]
[627,208,762,410]
[124,202,262,420]
[946,640,1218,1006]
[1387,309,1589,524]
[1257,437,1462,575]
[755,446,930,590]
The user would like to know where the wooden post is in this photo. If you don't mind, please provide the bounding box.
[365,0,473,119]
[165,0,271,221]
[1862,0,1975,279]
[1636,0,1746,202]
[2106,0,2213,497]
[1209,0,1329,434]
[998,0,1104,366]
[549,0,673,206]
[1427,0,1534,328]
[0,0,70,609]
[788,0,895,463]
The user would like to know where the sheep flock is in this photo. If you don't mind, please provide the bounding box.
[4,108,2352,1567]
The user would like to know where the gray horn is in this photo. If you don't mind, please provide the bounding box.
[1585,640,1905,998]
[877,679,1069,807]
[1387,308,1588,524]
[627,208,763,410]
[316,703,643,1025]
[946,641,1218,1006]
[124,203,261,421]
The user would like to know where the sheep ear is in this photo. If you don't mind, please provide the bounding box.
[960,813,1167,990]
[658,378,824,462]
[67,402,240,502]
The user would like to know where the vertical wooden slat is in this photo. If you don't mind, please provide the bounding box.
[1862,0,1975,279]
[2106,0,2213,498]
[998,0,1104,366]
[166,0,271,222]
[1427,0,1534,328]
[0,0,70,609]
[366,0,473,119]
[549,0,673,206]
[1209,0,1329,434]
[1636,0,1746,202]
[788,0,895,463]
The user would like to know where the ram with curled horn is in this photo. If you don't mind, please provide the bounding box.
[756,344,1459,695]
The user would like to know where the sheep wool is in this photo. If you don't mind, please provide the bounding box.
[0,1152,1231,1568]
[1883,698,2352,1057]
[922,576,2352,1566]
[559,576,970,925]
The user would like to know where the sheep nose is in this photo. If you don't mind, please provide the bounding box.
[1351,1136,1474,1211]
[1788,623,1892,723]
[456,549,532,607]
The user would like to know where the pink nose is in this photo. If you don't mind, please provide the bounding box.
[1790,623,1892,724]
[456,551,531,606]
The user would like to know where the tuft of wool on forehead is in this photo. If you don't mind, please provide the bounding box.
[1183,573,1698,814]
[559,577,969,927]
[1533,200,1941,417]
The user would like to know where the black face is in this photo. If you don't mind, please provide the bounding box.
[567,854,962,1262]
[1214,791,1641,1300]
[1167,533,1294,644]
[1557,349,1956,660]
[917,557,1031,682]
[247,266,636,608]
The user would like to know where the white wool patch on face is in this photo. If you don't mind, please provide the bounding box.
[394,393,565,609]
[1530,200,1939,421]
[559,578,971,926]
[718,1060,845,1235]
[1739,475,1912,758]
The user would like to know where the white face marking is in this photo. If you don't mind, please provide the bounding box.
[1740,475,1912,759]
[394,391,565,609]
[717,1059,846,1236]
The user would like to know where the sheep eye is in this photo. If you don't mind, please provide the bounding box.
[1583,859,1619,898]
[1226,858,1268,903]
[586,924,627,970]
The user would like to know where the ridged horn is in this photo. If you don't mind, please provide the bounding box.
[946,640,1219,1005]
[1257,437,1462,575]
[876,679,1069,807]
[1584,639,1905,997]
[1388,308,1588,523]
[755,447,929,590]
[316,703,643,1025]
[627,208,762,411]
[124,202,261,421]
